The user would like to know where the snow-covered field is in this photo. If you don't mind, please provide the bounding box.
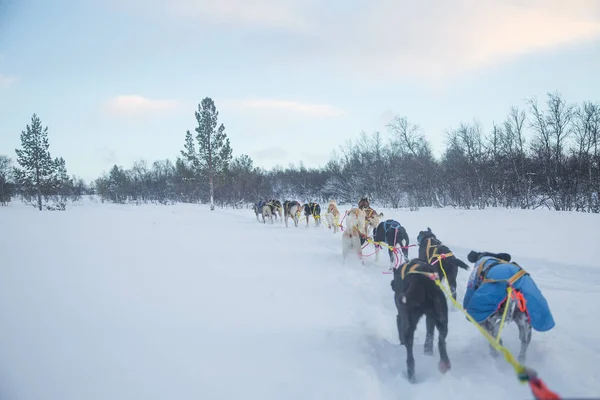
[1,199,599,400]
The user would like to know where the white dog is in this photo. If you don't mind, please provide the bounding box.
[363,206,383,236]
[262,203,273,224]
[325,200,341,234]
[342,207,368,265]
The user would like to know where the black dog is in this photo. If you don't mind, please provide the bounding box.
[416,227,469,301]
[372,219,410,266]
[391,258,451,382]
[302,202,321,227]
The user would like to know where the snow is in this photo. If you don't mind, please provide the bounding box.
[1,199,599,400]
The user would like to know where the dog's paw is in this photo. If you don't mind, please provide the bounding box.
[439,360,451,374]
[489,348,499,358]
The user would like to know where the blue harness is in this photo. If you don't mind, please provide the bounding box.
[382,219,401,235]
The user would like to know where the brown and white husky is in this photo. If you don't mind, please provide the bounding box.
[326,200,341,234]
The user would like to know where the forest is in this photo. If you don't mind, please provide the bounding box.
[1,92,598,213]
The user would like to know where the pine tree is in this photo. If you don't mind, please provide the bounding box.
[14,114,59,210]
[0,155,13,205]
[181,97,233,210]
[181,130,199,169]
[51,157,72,209]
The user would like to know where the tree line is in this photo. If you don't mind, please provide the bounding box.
[1,92,598,212]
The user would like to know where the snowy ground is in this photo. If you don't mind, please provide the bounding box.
[1,199,599,400]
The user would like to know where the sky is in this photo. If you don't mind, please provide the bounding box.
[1,0,600,182]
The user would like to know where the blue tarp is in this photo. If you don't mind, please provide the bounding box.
[463,256,555,332]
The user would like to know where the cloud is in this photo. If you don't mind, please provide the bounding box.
[0,73,16,87]
[118,0,600,82]
[308,0,600,81]
[228,99,346,118]
[104,95,179,116]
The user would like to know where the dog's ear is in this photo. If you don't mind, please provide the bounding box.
[467,250,481,263]
[496,253,511,262]
[427,227,431,232]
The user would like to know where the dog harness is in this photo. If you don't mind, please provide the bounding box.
[364,207,378,220]
[391,260,436,296]
[424,238,453,265]
[474,257,532,324]
[398,259,434,279]
[267,200,281,209]
[382,220,401,235]
[305,202,319,214]
[474,258,529,291]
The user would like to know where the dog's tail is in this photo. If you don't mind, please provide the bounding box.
[455,258,470,270]
[400,227,409,248]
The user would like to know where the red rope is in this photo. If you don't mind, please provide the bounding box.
[519,369,561,400]
[529,376,561,400]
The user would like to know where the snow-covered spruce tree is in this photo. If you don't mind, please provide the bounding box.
[181,97,233,210]
[13,113,68,210]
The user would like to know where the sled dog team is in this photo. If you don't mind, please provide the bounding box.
[252,198,381,234]
[251,197,556,383]
[253,199,317,228]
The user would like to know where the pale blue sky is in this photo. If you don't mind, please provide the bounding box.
[1,0,599,182]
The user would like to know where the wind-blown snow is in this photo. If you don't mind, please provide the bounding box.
[1,199,599,400]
